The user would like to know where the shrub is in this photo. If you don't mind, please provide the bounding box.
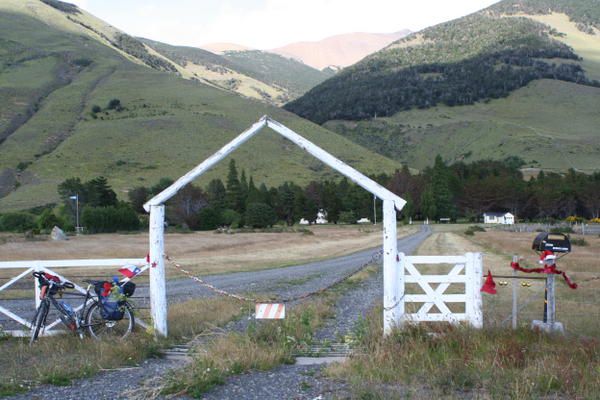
[339,211,357,224]
[16,161,31,171]
[197,207,221,231]
[72,58,92,67]
[464,225,485,236]
[37,209,62,231]
[565,216,584,223]
[91,105,102,114]
[245,202,277,228]
[571,237,588,246]
[81,205,140,233]
[220,209,241,228]
[0,212,36,232]
[106,99,123,111]
[550,226,573,234]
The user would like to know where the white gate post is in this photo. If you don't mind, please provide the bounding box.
[465,252,483,328]
[149,205,168,337]
[383,199,401,335]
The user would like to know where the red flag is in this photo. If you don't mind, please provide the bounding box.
[481,270,497,294]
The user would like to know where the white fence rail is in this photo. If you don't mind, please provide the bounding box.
[0,259,148,337]
[398,252,483,327]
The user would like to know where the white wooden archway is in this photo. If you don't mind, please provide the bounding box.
[143,115,406,337]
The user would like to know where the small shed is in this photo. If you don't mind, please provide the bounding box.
[483,212,514,225]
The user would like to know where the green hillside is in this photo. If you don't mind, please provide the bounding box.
[325,79,600,172]
[140,39,332,104]
[286,0,600,172]
[0,0,401,211]
[222,50,335,99]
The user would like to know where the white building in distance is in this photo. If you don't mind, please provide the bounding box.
[483,212,515,225]
[299,209,328,225]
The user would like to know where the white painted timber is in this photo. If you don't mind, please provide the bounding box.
[0,259,145,269]
[149,205,168,337]
[382,199,400,335]
[398,253,483,328]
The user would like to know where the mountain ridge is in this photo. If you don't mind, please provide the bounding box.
[284,0,600,172]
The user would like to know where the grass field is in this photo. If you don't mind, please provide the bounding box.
[326,79,600,172]
[0,224,414,275]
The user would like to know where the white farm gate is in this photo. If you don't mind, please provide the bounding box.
[0,259,149,336]
[397,252,483,327]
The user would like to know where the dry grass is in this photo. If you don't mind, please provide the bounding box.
[0,296,244,397]
[0,225,415,278]
[0,333,162,396]
[327,305,600,399]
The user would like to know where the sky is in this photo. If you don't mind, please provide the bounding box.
[68,0,502,49]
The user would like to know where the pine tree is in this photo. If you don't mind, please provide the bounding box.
[239,169,249,212]
[430,155,455,219]
[246,177,261,205]
[86,176,117,207]
[420,187,437,220]
[278,182,296,226]
[206,179,226,210]
[225,159,242,212]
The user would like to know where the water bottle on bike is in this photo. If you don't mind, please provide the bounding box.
[58,300,77,331]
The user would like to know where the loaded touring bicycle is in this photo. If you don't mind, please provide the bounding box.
[30,271,136,344]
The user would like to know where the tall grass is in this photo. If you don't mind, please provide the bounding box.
[328,305,600,399]
[162,297,334,397]
[0,296,243,397]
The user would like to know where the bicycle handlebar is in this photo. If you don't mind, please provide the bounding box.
[32,272,75,290]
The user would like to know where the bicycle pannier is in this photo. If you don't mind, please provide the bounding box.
[120,281,136,297]
[94,280,125,320]
[100,297,125,320]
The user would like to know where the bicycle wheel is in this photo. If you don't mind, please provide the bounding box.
[29,301,49,345]
[85,301,134,340]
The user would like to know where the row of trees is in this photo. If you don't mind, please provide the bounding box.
[126,157,600,230]
[2,156,598,233]
[128,160,377,229]
[389,156,600,221]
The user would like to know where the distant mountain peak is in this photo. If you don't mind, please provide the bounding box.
[201,42,253,54]
[270,30,411,70]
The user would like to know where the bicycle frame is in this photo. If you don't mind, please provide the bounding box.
[34,283,98,336]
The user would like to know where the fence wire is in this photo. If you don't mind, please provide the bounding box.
[483,275,600,337]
